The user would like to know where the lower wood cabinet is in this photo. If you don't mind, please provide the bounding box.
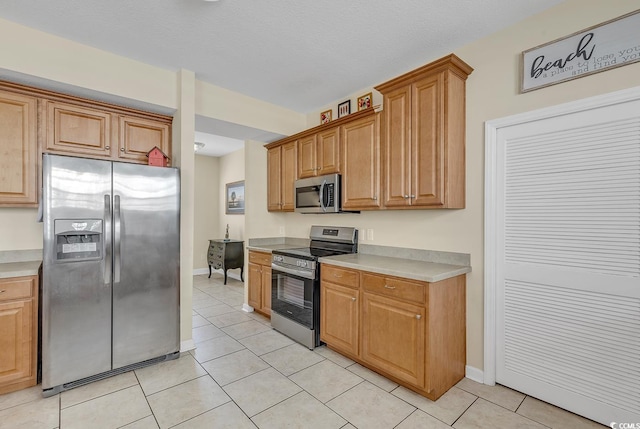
[248,251,272,317]
[320,281,359,357]
[361,292,425,388]
[320,265,466,401]
[0,275,38,395]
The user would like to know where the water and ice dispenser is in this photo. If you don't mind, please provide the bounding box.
[54,219,102,261]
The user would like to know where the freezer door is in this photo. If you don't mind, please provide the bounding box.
[42,154,113,389]
[112,162,180,368]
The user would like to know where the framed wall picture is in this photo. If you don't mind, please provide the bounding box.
[225,180,245,214]
[320,109,332,124]
[357,92,372,111]
[338,100,351,118]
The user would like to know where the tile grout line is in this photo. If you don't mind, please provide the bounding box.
[132,369,161,429]
[450,396,478,427]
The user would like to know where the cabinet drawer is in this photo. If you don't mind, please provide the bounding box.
[322,265,359,289]
[249,251,271,266]
[0,277,34,302]
[362,273,425,304]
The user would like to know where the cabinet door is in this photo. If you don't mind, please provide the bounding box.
[0,90,37,206]
[317,127,340,175]
[248,262,262,310]
[412,73,444,206]
[119,116,171,164]
[261,266,272,316]
[281,141,298,211]
[320,282,359,357]
[341,113,381,209]
[0,300,32,388]
[361,292,425,388]
[267,146,282,211]
[382,86,412,207]
[46,100,114,158]
[298,134,318,178]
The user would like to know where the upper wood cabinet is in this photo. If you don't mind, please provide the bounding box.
[267,141,297,212]
[45,100,172,165]
[45,100,115,158]
[341,112,381,210]
[298,127,340,178]
[118,115,171,163]
[376,54,473,209]
[0,90,38,207]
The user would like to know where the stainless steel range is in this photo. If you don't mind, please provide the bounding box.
[271,226,358,349]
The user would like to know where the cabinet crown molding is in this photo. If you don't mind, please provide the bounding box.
[374,54,473,94]
[264,107,376,149]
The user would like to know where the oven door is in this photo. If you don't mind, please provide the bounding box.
[271,266,316,329]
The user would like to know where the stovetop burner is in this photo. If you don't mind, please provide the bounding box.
[272,246,350,260]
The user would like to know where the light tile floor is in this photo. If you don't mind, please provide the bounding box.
[0,273,608,429]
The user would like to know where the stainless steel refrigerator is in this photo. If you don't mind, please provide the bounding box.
[41,154,180,396]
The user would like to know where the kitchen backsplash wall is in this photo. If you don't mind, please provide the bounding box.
[0,208,42,252]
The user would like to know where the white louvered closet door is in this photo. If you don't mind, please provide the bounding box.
[496,98,640,425]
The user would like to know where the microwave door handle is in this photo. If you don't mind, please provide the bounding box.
[320,180,327,212]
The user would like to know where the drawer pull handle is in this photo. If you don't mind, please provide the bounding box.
[105,145,110,150]
[384,285,396,290]
[416,314,421,320]
[333,273,343,277]
[0,289,6,293]
[351,297,356,301]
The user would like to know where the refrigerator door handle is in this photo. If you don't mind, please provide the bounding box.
[114,194,121,284]
[104,195,112,285]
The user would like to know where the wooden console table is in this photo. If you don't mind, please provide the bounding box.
[208,239,244,284]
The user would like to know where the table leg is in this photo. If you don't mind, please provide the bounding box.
[240,267,244,282]
[224,269,228,285]
[208,264,211,278]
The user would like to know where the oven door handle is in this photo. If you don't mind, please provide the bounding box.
[272,264,316,280]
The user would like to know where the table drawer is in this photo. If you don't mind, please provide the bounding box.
[0,277,34,302]
[249,251,271,266]
[322,265,359,289]
[362,273,425,304]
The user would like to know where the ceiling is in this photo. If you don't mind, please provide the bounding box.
[1,0,564,156]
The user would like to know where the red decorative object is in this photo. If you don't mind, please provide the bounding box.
[146,146,169,167]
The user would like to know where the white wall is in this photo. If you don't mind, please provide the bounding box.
[218,148,246,241]
[193,155,220,270]
[256,0,640,372]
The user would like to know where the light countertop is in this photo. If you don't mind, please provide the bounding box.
[246,243,307,253]
[0,261,42,279]
[319,253,470,283]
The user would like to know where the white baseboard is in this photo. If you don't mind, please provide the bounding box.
[180,339,196,352]
[192,267,243,281]
[242,303,254,313]
[465,365,484,384]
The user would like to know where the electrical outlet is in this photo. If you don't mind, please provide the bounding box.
[367,229,374,241]
[279,226,285,235]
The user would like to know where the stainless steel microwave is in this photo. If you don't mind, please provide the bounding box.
[294,173,341,214]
